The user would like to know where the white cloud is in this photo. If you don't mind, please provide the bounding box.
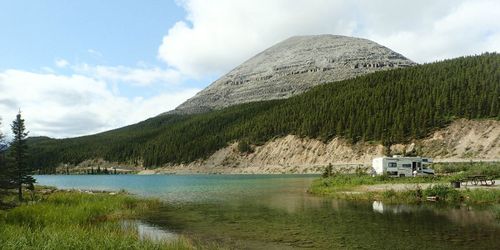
[3,0,499,139]
[0,69,199,138]
[371,0,500,62]
[159,0,500,78]
[55,58,69,68]
[73,64,183,86]
[87,49,103,58]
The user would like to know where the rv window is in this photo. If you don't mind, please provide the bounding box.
[402,164,411,168]
[388,162,397,168]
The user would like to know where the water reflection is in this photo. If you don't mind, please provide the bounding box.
[372,201,500,228]
[35,175,500,249]
[372,201,418,214]
[122,220,178,242]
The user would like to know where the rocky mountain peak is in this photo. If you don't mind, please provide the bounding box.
[168,34,415,114]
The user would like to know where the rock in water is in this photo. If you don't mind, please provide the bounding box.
[170,35,415,114]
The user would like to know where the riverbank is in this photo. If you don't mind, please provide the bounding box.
[0,188,193,249]
[138,160,500,175]
[309,163,500,208]
[23,174,500,249]
[310,177,500,204]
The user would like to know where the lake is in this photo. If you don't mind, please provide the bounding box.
[35,175,500,249]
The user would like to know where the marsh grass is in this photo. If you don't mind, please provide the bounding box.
[433,162,500,177]
[0,191,194,250]
[309,174,442,194]
[310,173,500,205]
[462,188,500,204]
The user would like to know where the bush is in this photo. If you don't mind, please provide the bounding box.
[423,185,462,202]
[322,164,333,178]
[237,140,253,154]
[433,162,500,178]
[382,189,397,199]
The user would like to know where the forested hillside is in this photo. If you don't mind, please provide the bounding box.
[28,53,500,170]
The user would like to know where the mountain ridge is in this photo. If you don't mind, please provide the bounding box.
[169,34,415,114]
[27,53,500,171]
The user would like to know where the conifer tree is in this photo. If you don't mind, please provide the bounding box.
[0,117,14,199]
[10,111,35,201]
[21,53,500,170]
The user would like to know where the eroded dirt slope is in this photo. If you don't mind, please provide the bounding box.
[145,119,499,174]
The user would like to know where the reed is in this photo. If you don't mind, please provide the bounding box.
[0,191,194,250]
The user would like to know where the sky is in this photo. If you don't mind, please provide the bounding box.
[0,0,499,139]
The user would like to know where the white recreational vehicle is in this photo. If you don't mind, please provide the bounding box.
[372,156,434,177]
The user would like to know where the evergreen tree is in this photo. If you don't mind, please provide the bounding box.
[23,53,500,170]
[237,140,253,154]
[0,117,15,200]
[10,111,35,201]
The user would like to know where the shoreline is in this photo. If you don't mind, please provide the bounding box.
[309,174,500,206]
[46,159,500,175]
[0,187,195,249]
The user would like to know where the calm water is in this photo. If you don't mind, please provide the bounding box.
[35,175,500,249]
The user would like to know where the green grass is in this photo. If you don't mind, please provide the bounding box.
[433,162,500,177]
[313,182,500,205]
[309,174,443,194]
[0,190,194,250]
[462,188,500,204]
[309,170,500,205]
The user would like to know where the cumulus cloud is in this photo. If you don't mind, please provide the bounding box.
[55,58,69,68]
[159,0,500,78]
[87,49,103,58]
[73,64,183,86]
[372,0,500,62]
[3,0,498,139]
[0,69,199,138]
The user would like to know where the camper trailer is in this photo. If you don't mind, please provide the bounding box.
[372,156,434,177]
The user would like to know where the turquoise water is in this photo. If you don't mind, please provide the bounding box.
[35,174,316,204]
[35,175,500,249]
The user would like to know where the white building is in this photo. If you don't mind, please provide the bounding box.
[372,155,434,177]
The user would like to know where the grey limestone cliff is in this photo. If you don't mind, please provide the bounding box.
[169,35,415,114]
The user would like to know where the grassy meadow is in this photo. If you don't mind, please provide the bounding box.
[0,189,194,250]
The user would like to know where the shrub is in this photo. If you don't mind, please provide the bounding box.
[433,162,500,178]
[423,184,462,202]
[322,164,333,178]
[382,189,397,200]
[237,140,253,154]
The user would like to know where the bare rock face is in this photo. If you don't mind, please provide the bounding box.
[170,35,415,114]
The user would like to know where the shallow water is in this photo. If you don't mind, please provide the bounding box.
[35,175,500,249]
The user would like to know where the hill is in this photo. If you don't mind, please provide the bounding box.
[28,53,500,171]
[170,35,415,114]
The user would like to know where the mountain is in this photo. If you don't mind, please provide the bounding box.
[27,53,500,172]
[170,35,415,114]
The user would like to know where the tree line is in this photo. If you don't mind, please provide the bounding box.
[27,53,500,169]
[0,112,35,202]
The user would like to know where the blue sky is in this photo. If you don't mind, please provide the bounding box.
[0,0,180,69]
[0,1,207,99]
[0,0,498,138]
